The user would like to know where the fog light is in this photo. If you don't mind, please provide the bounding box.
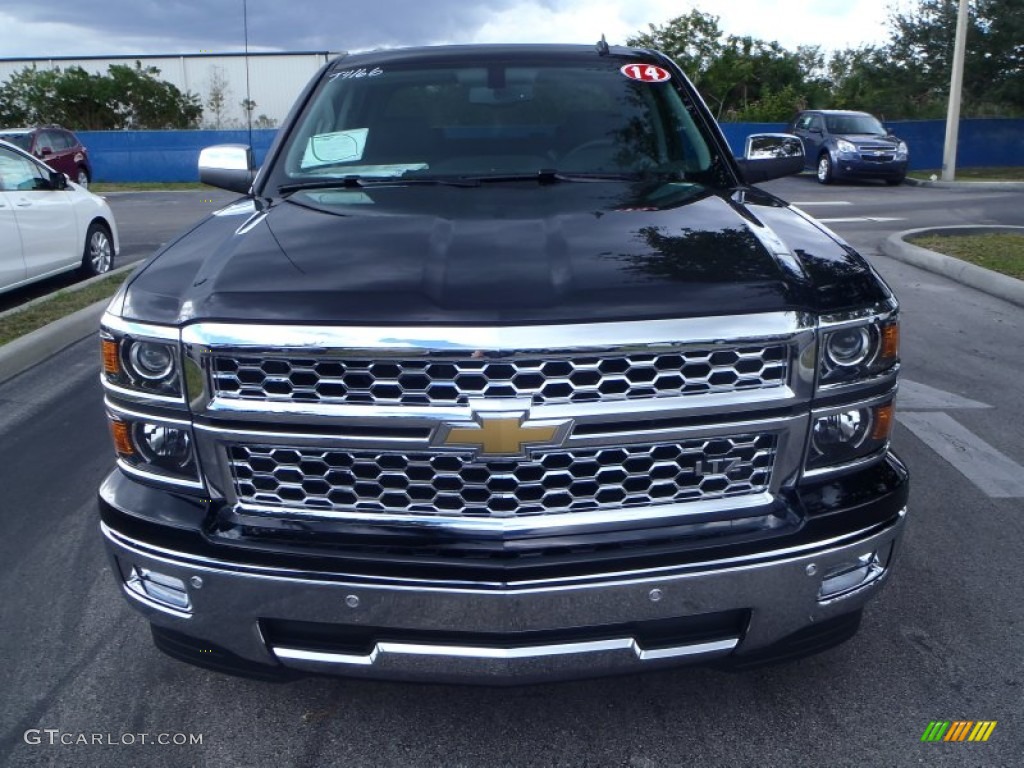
[818,551,885,600]
[126,566,191,612]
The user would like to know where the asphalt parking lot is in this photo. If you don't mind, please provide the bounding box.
[1,178,1022,767]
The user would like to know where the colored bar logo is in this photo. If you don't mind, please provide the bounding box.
[921,721,997,742]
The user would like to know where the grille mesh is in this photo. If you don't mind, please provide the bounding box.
[228,434,777,518]
[211,346,788,407]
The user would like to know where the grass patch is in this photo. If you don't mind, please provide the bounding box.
[910,232,1024,280]
[90,182,210,192]
[909,167,1024,181]
[0,273,129,346]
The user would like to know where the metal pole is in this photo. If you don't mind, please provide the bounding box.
[243,0,253,145]
[941,0,970,181]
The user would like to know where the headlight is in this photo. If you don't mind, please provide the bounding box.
[825,327,872,367]
[101,324,183,399]
[806,399,894,473]
[128,341,175,381]
[836,139,856,154]
[108,412,201,486]
[132,422,193,470]
[819,318,899,387]
[895,141,908,160]
[813,408,871,448]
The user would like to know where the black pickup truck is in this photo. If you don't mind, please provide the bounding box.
[97,43,908,684]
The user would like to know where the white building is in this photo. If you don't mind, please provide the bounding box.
[0,51,342,127]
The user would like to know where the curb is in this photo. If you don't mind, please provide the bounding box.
[904,177,1024,191]
[0,261,140,386]
[0,260,139,324]
[880,225,1024,309]
[0,297,109,385]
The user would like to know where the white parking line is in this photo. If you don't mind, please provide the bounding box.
[789,201,853,206]
[897,411,1024,498]
[817,217,905,223]
[898,380,990,411]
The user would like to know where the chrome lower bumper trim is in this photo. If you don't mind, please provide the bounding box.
[272,636,739,677]
[102,510,906,683]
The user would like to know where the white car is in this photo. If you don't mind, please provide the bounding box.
[0,138,119,296]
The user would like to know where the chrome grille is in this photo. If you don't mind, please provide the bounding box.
[228,434,777,518]
[211,345,788,406]
[857,145,895,161]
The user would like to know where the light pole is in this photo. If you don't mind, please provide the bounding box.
[243,0,253,142]
[941,0,971,181]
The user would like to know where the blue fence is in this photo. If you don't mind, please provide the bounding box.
[885,119,1024,170]
[78,129,278,183]
[80,119,1024,182]
[720,118,1024,172]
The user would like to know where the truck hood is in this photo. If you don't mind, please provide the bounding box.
[121,181,877,326]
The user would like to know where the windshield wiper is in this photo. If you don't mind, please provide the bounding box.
[278,175,480,196]
[277,169,663,197]
[462,169,644,185]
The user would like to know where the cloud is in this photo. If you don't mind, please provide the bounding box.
[695,0,891,52]
[0,0,894,60]
[466,0,891,53]
[0,1,520,56]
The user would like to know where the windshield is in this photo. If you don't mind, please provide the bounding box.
[271,55,727,190]
[824,114,886,136]
[0,133,32,151]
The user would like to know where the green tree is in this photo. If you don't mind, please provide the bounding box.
[629,1,1024,121]
[825,46,920,118]
[708,37,807,118]
[109,63,203,128]
[887,0,1024,115]
[729,85,805,122]
[0,62,202,129]
[627,10,725,83]
[627,11,824,121]
[827,0,1024,118]
[205,66,232,129]
[0,66,61,125]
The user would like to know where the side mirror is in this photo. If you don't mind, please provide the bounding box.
[737,133,805,184]
[198,144,256,194]
[38,146,54,157]
[48,170,68,190]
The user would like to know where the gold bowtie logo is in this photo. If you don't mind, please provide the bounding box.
[439,414,570,457]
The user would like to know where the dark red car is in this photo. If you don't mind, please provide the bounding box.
[0,126,93,187]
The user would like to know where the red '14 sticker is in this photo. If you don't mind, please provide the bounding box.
[620,63,671,83]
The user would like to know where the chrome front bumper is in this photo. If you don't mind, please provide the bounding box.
[103,510,906,684]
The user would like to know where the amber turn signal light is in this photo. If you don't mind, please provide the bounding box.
[109,418,134,456]
[871,402,895,441]
[102,338,120,375]
[880,322,900,362]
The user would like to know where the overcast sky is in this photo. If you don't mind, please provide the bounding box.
[0,0,902,60]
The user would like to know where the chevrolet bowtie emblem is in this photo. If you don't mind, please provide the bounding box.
[437,413,572,457]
